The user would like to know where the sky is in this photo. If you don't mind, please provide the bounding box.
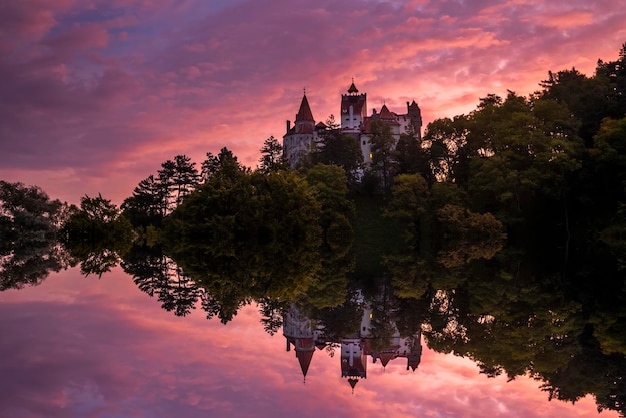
[0,266,618,418]
[1,0,626,206]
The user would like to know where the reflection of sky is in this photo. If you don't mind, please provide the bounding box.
[0,267,617,418]
[1,1,625,205]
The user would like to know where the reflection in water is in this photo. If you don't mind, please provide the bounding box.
[283,302,422,392]
[1,235,626,417]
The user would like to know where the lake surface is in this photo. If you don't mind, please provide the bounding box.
[0,265,619,418]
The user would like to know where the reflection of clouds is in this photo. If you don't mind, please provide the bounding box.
[1,1,625,205]
[0,267,617,418]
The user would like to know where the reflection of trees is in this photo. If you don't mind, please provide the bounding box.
[122,246,200,317]
[0,243,71,290]
[0,181,71,290]
[161,168,325,323]
[388,239,626,417]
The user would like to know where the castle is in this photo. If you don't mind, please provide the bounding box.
[283,81,423,168]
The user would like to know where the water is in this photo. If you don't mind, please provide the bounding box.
[0,265,618,418]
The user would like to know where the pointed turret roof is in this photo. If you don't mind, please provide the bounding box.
[348,82,359,94]
[379,104,394,120]
[296,94,314,122]
[378,351,397,367]
[294,337,316,378]
[348,377,359,393]
[407,356,420,371]
[297,348,314,377]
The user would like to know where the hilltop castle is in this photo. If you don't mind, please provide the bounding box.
[283,81,423,168]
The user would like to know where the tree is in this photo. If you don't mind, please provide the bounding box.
[384,173,429,226]
[305,163,355,251]
[121,174,166,226]
[62,194,133,257]
[394,133,430,181]
[423,116,470,184]
[313,131,363,184]
[595,42,626,122]
[258,136,288,173]
[162,161,323,322]
[200,152,220,182]
[589,116,626,222]
[157,155,200,212]
[369,120,397,190]
[78,194,120,224]
[540,68,610,146]
[325,114,340,130]
[201,147,248,182]
[0,181,70,290]
[465,92,583,227]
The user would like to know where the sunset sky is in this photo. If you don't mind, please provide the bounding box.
[1,0,626,205]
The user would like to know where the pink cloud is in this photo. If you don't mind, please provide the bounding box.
[533,10,594,29]
[44,22,110,51]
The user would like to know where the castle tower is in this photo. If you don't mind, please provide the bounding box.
[407,100,423,140]
[283,93,318,168]
[295,94,315,133]
[283,303,317,382]
[341,338,367,393]
[341,81,367,132]
[406,331,423,371]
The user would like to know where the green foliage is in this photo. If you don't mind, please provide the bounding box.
[384,173,429,224]
[122,175,166,226]
[369,120,397,190]
[352,194,406,278]
[0,181,70,290]
[258,136,288,173]
[590,116,626,216]
[62,194,134,277]
[163,167,323,321]
[305,163,355,248]
[394,133,430,179]
[436,204,504,240]
[424,116,470,183]
[311,131,363,184]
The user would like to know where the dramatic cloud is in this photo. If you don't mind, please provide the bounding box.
[1,0,625,204]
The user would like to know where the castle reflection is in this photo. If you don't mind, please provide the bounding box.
[283,302,422,391]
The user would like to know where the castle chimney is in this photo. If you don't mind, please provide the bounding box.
[286,120,291,133]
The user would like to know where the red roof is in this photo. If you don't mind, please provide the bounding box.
[297,350,314,377]
[296,124,314,134]
[378,351,397,367]
[379,104,395,120]
[296,94,314,122]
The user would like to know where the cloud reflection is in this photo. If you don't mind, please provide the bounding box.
[0,267,616,418]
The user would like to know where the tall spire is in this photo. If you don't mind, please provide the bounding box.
[348,78,359,94]
[296,94,314,122]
